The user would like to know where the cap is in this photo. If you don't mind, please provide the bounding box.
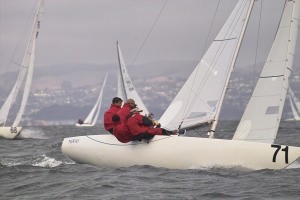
[112,97,123,104]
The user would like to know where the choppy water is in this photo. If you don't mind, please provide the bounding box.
[1,121,300,200]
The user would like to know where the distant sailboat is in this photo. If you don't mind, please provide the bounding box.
[116,41,149,115]
[287,85,300,121]
[61,0,300,170]
[159,0,254,131]
[0,1,42,139]
[76,73,108,127]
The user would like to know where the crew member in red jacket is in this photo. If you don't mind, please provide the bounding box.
[127,107,175,141]
[112,115,133,143]
[103,97,123,134]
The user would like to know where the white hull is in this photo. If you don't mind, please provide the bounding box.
[0,126,22,139]
[61,134,300,170]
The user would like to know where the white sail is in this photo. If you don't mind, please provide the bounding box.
[159,0,254,131]
[288,86,300,120]
[0,0,42,139]
[13,30,37,127]
[116,41,149,115]
[234,0,300,143]
[77,73,108,127]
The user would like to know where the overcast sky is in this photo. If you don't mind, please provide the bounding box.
[0,0,287,79]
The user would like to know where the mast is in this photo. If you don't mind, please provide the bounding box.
[208,0,255,138]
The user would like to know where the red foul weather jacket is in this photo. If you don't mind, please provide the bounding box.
[127,113,163,137]
[103,104,121,133]
[117,103,132,124]
[113,122,133,143]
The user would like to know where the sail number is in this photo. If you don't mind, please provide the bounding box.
[271,144,289,164]
[10,127,18,134]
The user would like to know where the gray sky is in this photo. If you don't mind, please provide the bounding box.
[0,0,286,80]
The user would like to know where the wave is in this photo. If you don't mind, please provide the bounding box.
[0,154,75,168]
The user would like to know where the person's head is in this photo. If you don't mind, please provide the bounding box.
[126,98,136,108]
[112,97,123,106]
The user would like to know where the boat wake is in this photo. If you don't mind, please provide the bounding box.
[19,128,48,139]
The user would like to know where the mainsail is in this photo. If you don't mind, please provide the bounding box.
[116,41,149,115]
[159,0,255,131]
[234,0,299,143]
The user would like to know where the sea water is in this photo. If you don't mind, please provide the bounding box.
[1,121,300,200]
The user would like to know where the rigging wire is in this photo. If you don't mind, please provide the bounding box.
[130,0,169,66]
[177,0,223,129]
[252,0,263,87]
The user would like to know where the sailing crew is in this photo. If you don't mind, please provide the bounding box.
[103,97,123,134]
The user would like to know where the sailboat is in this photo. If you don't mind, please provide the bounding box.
[116,41,150,115]
[76,73,108,127]
[287,85,300,120]
[0,1,42,139]
[159,0,254,131]
[61,0,300,170]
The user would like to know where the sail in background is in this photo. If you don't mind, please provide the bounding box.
[0,0,42,127]
[234,0,300,143]
[159,0,254,131]
[77,73,108,127]
[116,41,149,115]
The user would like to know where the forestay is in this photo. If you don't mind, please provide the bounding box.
[234,0,300,143]
[159,0,254,131]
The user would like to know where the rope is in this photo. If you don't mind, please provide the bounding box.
[130,0,169,66]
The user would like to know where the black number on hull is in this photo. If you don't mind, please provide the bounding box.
[271,144,289,164]
[10,127,17,134]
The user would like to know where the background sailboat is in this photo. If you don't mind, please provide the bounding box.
[61,0,300,170]
[0,1,42,139]
[116,41,150,115]
[159,0,254,131]
[76,73,108,127]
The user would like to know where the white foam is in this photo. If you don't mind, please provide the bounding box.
[32,154,63,168]
[19,128,48,139]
